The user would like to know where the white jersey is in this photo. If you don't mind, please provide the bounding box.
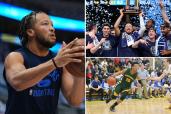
[163,64,171,77]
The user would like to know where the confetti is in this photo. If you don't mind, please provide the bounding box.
[86,0,171,34]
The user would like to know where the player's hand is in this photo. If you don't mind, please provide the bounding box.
[159,0,164,9]
[120,9,124,16]
[160,50,169,55]
[54,38,84,67]
[139,39,148,45]
[147,77,150,81]
[100,38,106,43]
[139,11,143,17]
[86,42,94,49]
[137,82,141,87]
[88,32,96,39]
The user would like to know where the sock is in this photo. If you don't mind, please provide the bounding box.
[112,102,118,108]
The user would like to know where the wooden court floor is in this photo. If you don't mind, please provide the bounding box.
[86,97,171,114]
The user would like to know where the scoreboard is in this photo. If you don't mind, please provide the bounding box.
[110,0,136,6]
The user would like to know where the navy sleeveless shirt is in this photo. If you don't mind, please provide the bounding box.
[3,47,62,114]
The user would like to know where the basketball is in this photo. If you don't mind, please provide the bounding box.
[107,76,116,86]
[66,39,85,77]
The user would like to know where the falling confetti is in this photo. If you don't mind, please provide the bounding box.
[86,0,171,34]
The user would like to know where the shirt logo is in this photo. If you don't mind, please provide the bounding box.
[37,79,51,88]
[102,40,112,50]
[29,70,60,97]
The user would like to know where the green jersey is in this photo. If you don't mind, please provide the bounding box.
[113,68,137,100]
[121,68,137,89]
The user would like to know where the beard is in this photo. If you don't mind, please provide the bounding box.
[103,33,109,38]
[36,35,56,48]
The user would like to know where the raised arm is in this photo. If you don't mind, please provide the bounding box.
[114,9,124,37]
[138,12,146,37]
[159,0,171,24]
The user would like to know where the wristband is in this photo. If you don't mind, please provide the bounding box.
[52,58,58,69]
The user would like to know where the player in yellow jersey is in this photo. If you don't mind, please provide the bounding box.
[106,62,141,112]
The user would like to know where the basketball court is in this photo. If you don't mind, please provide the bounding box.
[86,97,171,114]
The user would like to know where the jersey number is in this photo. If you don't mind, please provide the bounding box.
[126,78,131,83]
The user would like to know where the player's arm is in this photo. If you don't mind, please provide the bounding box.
[4,52,56,91]
[147,72,166,81]
[114,9,124,37]
[61,67,84,107]
[132,39,148,48]
[136,75,141,80]
[86,42,94,50]
[160,50,171,56]
[132,12,147,48]
[138,11,146,37]
[135,75,142,86]
[111,69,127,78]
[90,38,106,54]
[5,38,84,91]
[159,0,171,24]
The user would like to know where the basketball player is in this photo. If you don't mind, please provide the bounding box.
[148,58,171,109]
[106,62,141,112]
[156,0,171,57]
[3,11,85,114]
[159,0,171,26]
[114,9,147,57]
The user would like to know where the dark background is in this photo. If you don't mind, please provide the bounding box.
[0,0,84,43]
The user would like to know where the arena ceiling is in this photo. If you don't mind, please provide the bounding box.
[0,0,85,43]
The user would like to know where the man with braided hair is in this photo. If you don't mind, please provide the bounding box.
[3,11,85,114]
[106,61,141,112]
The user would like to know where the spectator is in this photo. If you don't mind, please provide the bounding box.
[89,76,104,101]
[137,64,150,99]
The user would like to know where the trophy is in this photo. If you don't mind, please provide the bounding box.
[123,0,140,15]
